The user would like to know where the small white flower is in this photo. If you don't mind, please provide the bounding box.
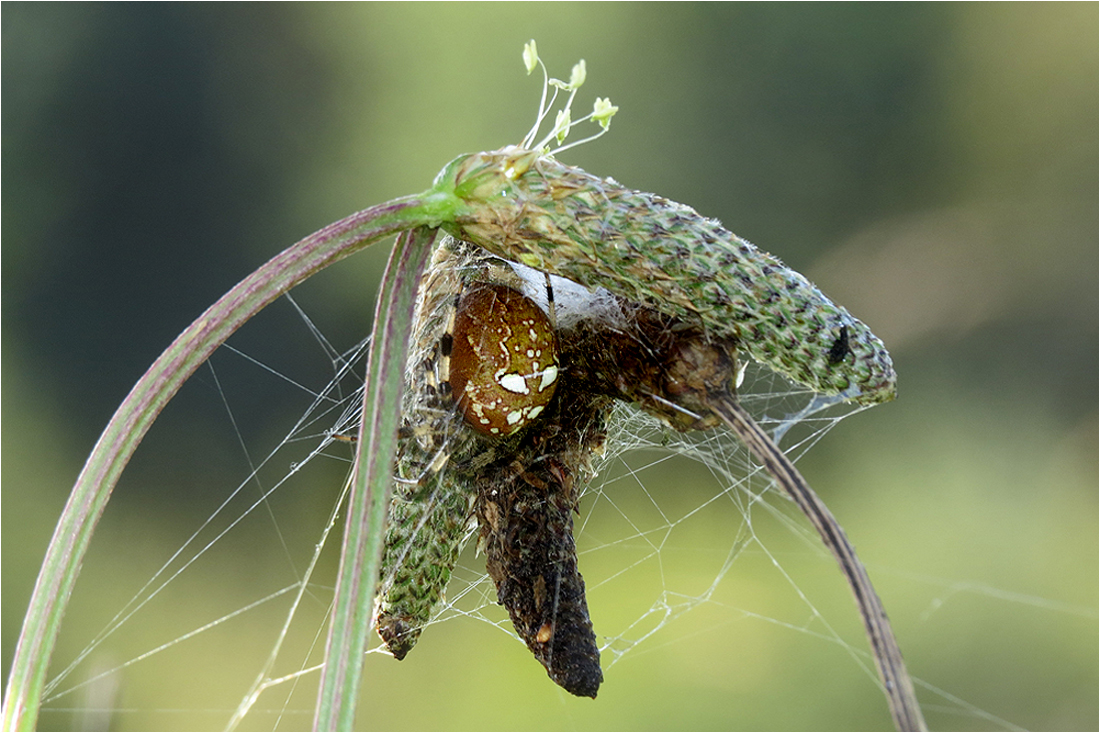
[592,98,619,130]
[553,109,572,145]
[569,60,586,89]
[523,40,539,75]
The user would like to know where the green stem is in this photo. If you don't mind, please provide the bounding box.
[1,195,440,732]
[313,227,437,731]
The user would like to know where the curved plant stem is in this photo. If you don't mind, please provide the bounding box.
[711,395,926,732]
[313,227,437,731]
[1,195,439,732]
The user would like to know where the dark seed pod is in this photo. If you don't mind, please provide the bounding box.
[475,378,610,698]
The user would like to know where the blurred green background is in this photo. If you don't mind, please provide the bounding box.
[3,4,1096,730]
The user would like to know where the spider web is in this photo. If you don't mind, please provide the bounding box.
[33,271,1017,731]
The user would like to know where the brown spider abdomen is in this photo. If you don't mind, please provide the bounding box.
[449,284,559,437]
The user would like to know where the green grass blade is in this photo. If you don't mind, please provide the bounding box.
[313,227,437,731]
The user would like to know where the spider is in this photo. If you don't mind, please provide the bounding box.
[447,280,560,438]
